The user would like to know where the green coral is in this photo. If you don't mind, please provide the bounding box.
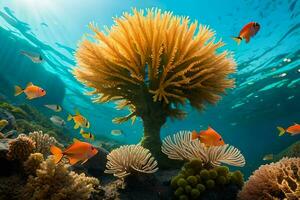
[171,159,244,199]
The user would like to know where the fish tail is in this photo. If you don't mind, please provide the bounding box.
[232,36,242,45]
[191,131,199,140]
[50,145,63,164]
[67,114,73,121]
[80,128,84,134]
[14,86,24,96]
[277,126,285,136]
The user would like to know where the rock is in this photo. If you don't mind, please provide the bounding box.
[0,139,21,176]
[274,140,300,161]
[73,147,109,177]
[4,130,18,138]
[0,108,16,131]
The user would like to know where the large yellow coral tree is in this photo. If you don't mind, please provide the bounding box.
[74,8,236,165]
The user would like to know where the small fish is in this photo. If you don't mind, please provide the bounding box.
[277,123,300,136]
[0,119,8,131]
[20,50,43,63]
[14,82,46,100]
[263,154,274,161]
[50,138,98,165]
[67,110,90,129]
[111,129,123,136]
[45,104,62,112]
[192,126,225,146]
[50,116,66,127]
[80,129,95,140]
[232,22,260,45]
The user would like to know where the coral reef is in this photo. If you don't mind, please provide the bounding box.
[29,130,63,156]
[22,156,99,200]
[162,131,245,167]
[7,134,35,162]
[273,140,300,161]
[0,175,24,200]
[23,153,44,176]
[171,159,244,200]
[73,8,236,164]
[0,101,70,143]
[105,145,158,178]
[238,157,300,200]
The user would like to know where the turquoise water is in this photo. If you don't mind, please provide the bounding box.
[0,0,299,176]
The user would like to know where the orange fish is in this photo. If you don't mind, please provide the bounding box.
[232,22,260,45]
[277,123,300,136]
[192,126,225,146]
[14,82,46,99]
[50,138,98,165]
[67,110,90,129]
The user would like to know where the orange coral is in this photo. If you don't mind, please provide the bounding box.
[74,8,235,164]
[238,157,300,200]
[7,134,35,162]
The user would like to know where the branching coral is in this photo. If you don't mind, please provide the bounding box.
[73,8,236,164]
[7,134,35,162]
[29,131,63,156]
[162,131,245,167]
[238,157,300,200]
[105,145,158,178]
[22,156,99,200]
[23,153,44,176]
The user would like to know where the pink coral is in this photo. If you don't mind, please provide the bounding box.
[238,157,300,200]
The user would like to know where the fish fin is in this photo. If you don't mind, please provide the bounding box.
[277,126,285,136]
[68,157,80,165]
[26,96,34,100]
[75,109,80,115]
[14,86,23,96]
[232,36,242,45]
[67,114,73,121]
[81,158,89,165]
[50,145,63,164]
[26,82,33,87]
[191,131,199,140]
[245,36,250,43]
[80,129,84,134]
[74,123,80,129]
[73,138,81,143]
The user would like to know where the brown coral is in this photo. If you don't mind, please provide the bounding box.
[29,130,63,156]
[74,8,235,164]
[7,134,35,161]
[23,153,44,176]
[238,157,300,200]
[22,156,99,200]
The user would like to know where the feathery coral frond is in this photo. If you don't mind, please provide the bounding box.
[105,145,158,178]
[74,8,236,122]
[161,131,245,167]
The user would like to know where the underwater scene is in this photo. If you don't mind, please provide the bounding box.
[0,0,299,199]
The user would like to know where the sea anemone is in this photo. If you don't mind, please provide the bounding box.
[105,144,158,178]
[162,131,245,167]
[7,134,35,162]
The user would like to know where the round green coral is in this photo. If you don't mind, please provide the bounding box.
[200,169,210,180]
[191,189,201,199]
[171,176,180,188]
[216,166,229,176]
[185,185,192,193]
[179,195,188,200]
[209,169,218,179]
[175,187,184,196]
[205,179,215,189]
[177,178,188,187]
[196,184,206,192]
[187,176,198,186]
[230,171,244,187]
[189,159,203,171]
[216,175,227,185]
